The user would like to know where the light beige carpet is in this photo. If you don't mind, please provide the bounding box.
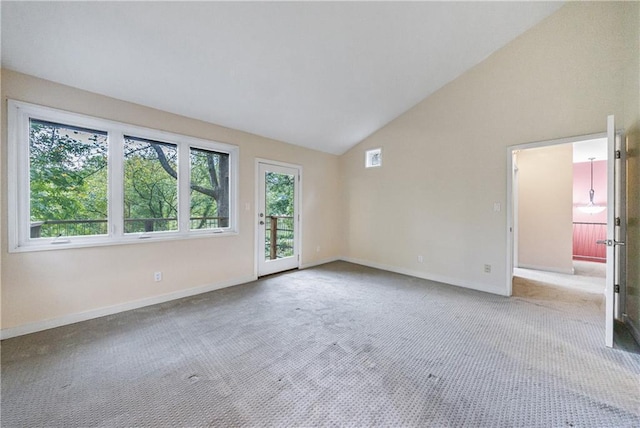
[2,261,639,427]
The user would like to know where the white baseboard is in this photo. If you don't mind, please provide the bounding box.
[517,263,574,275]
[0,258,508,340]
[300,257,341,270]
[0,274,257,340]
[516,263,575,275]
[341,257,508,296]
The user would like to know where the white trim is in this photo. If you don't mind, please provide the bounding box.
[506,131,607,297]
[516,263,574,275]
[178,143,191,233]
[605,115,616,348]
[255,158,303,277]
[108,129,124,237]
[7,99,239,252]
[0,274,257,340]
[342,257,509,296]
[365,147,382,168]
[6,100,22,251]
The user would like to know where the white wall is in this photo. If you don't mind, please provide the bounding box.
[622,1,640,342]
[341,2,638,296]
[0,70,344,336]
[516,145,574,273]
[1,1,639,338]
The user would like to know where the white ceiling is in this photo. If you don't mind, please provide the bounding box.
[573,138,608,163]
[1,1,563,155]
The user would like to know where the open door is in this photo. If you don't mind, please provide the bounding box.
[507,117,624,348]
[601,115,626,348]
[257,161,300,276]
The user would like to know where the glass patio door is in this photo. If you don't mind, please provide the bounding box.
[257,162,300,276]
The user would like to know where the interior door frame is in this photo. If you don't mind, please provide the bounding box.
[505,130,607,297]
[254,158,302,277]
[506,125,625,348]
[605,116,626,347]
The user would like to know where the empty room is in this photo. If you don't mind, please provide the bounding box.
[1,1,639,427]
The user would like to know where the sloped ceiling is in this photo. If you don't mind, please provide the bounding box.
[1,1,563,154]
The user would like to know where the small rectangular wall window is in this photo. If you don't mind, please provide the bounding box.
[365,148,382,168]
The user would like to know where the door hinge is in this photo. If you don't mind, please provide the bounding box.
[615,217,621,227]
[615,150,621,159]
[614,284,620,293]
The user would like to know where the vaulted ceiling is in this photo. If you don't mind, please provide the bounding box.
[1,1,563,154]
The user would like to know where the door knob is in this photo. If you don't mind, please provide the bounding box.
[259,221,264,225]
[596,239,626,246]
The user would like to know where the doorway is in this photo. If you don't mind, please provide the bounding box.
[512,137,608,290]
[256,160,301,276]
[506,117,626,348]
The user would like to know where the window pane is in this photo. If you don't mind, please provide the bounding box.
[190,148,230,229]
[264,171,294,259]
[29,119,108,238]
[124,136,178,233]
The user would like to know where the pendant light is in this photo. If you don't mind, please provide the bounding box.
[578,157,606,214]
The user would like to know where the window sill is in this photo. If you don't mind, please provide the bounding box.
[9,229,239,253]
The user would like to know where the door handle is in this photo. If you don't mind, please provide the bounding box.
[596,239,626,246]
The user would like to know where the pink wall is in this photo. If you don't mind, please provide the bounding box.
[573,160,607,262]
[573,160,607,223]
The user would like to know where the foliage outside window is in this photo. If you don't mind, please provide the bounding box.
[29,119,109,238]
[190,148,230,230]
[124,137,179,233]
[8,100,238,252]
[264,171,295,259]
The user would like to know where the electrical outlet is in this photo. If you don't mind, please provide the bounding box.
[484,264,491,273]
[417,255,424,263]
[154,271,162,282]
[316,245,321,253]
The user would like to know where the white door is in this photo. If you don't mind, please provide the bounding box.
[602,115,626,348]
[257,162,300,276]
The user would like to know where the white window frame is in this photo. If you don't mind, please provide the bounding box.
[8,100,239,252]
[365,147,382,168]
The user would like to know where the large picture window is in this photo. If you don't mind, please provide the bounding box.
[8,100,238,252]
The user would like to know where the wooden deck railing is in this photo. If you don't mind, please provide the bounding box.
[30,217,228,238]
[31,215,295,260]
[265,216,294,260]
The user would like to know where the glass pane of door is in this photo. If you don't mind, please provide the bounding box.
[257,162,299,277]
[264,171,295,260]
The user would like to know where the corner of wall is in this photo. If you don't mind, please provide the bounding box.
[622,0,640,344]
